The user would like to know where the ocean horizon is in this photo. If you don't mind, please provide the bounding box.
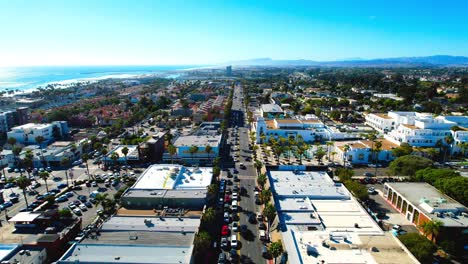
[0,65,201,93]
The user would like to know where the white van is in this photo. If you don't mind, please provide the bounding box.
[259,230,267,241]
[231,235,238,248]
[231,200,238,211]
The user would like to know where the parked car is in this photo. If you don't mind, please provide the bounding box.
[221,225,230,236]
[230,235,238,249]
[79,204,88,211]
[77,195,87,202]
[72,208,82,215]
[58,183,68,189]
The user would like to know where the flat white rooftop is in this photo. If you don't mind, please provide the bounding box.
[132,165,212,190]
[269,170,349,199]
[58,244,192,264]
[102,216,200,233]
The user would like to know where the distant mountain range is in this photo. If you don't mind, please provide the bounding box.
[227,55,468,67]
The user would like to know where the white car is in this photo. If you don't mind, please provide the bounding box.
[232,222,239,232]
[230,235,238,248]
[73,208,82,215]
[79,204,88,211]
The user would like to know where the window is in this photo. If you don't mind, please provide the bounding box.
[358,153,364,160]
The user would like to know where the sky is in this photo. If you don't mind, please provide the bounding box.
[0,0,467,66]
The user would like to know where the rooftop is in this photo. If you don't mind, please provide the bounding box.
[173,134,221,147]
[268,170,349,199]
[10,123,50,130]
[261,104,283,113]
[373,113,393,119]
[386,182,468,227]
[130,165,212,190]
[58,244,192,264]
[0,244,19,261]
[101,216,200,233]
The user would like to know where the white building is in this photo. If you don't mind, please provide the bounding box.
[103,145,139,164]
[268,169,418,264]
[334,139,399,165]
[254,115,360,143]
[260,104,284,118]
[366,111,467,153]
[171,134,221,165]
[7,121,69,145]
[121,164,213,209]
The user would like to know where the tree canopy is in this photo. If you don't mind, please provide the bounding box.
[399,233,436,263]
[389,155,433,176]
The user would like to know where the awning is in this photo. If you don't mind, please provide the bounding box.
[9,212,41,222]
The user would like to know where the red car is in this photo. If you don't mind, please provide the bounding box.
[224,195,231,203]
[221,225,230,236]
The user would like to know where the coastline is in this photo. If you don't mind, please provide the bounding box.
[0,65,211,97]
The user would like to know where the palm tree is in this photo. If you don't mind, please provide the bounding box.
[110,152,119,166]
[35,136,46,169]
[121,146,129,169]
[373,141,382,176]
[101,147,108,167]
[204,145,213,163]
[16,176,31,208]
[61,157,71,186]
[23,150,34,178]
[444,135,454,162]
[12,146,23,176]
[168,145,177,164]
[81,153,90,178]
[257,173,267,189]
[39,171,50,192]
[188,145,199,164]
[343,144,350,166]
[254,160,263,175]
[367,133,377,163]
[330,151,337,162]
[325,141,334,161]
[420,220,443,242]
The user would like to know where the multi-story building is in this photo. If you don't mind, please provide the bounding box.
[366,111,467,153]
[7,121,69,145]
[255,116,329,143]
[0,107,30,135]
[383,182,467,245]
[334,139,399,165]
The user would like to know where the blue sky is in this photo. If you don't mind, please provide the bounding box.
[0,0,466,66]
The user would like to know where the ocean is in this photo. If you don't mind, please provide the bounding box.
[0,65,197,92]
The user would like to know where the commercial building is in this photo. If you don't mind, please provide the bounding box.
[268,168,418,264]
[165,122,222,165]
[383,182,468,244]
[0,107,30,134]
[121,165,213,209]
[260,104,284,118]
[254,115,360,144]
[103,145,140,164]
[226,65,232,76]
[1,139,86,168]
[334,139,399,165]
[365,111,467,153]
[0,245,47,264]
[7,121,69,145]
[57,215,199,264]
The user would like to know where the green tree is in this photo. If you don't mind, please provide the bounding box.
[420,220,443,242]
[202,207,216,224]
[268,240,284,264]
[35,136,47,168]
[342,144,350,166]
[260,189,272,204]
[16,176,31,208]
[61,157,71,186]
[12,146,23,176]
[335,168,354,182]
[188,145,199,163]
[389,155,433,176]
[344,180,369,201]
[168,145,177,164]
[110,152,119,166]
[58,208,72,218]
[373,141,382,176]
[254,160,263,175]
[194,230,211,253]
[257,173,267,189]
[207,183,218,196]
[329,110,341,120]
[204,145,213,162]
[263,202,277,226]
[39,171,50,192]
[399,233,436,263]
[121,146,129,168]
[81,153,90,178]
[392,143,413,157]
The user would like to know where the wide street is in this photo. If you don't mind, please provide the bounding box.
[230,83,265,264]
